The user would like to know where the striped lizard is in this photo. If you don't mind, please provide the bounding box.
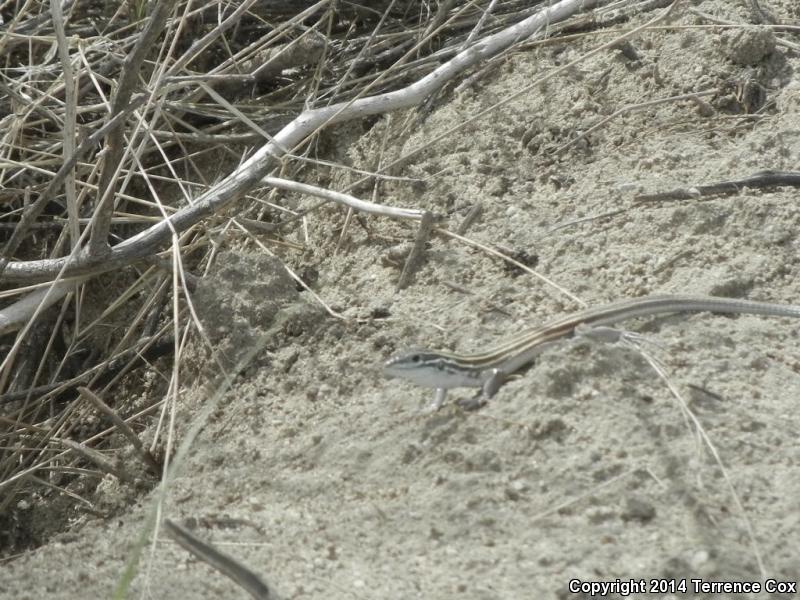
[383,294,800,410]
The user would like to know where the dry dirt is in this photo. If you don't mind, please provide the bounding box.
[3,1,800,598]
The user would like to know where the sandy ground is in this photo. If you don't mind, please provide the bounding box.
[4,1,800,598]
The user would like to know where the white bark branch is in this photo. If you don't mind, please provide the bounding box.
[1,0,601,284]
[261,176,427,220]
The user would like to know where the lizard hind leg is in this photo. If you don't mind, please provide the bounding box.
[457,369,506,410]
[482,368,507,399]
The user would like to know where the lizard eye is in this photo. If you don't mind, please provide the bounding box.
[410,354,421,363]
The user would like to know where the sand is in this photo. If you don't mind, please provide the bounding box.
[3,1,800,598]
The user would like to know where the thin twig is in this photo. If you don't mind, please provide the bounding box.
[397,211,436,290]
[78,387,161,474]
[438,228,587,308]
[163,519,275,600]
[462,0,499,49]
[262,176,426,220]
[456,201,483,235]
[89,0,177,256]
[49,0,80,249]
[635,170,800,202]
[60,438,132,483]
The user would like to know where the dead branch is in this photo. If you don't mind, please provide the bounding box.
[0,0,603,284]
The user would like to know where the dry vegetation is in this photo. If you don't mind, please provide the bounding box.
[0,0,631,561]
[1,0,797,595]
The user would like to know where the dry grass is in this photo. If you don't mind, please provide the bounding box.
[0,0,633,560]
[1,0,794,594]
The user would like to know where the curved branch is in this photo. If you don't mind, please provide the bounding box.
[0,0,601,284]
